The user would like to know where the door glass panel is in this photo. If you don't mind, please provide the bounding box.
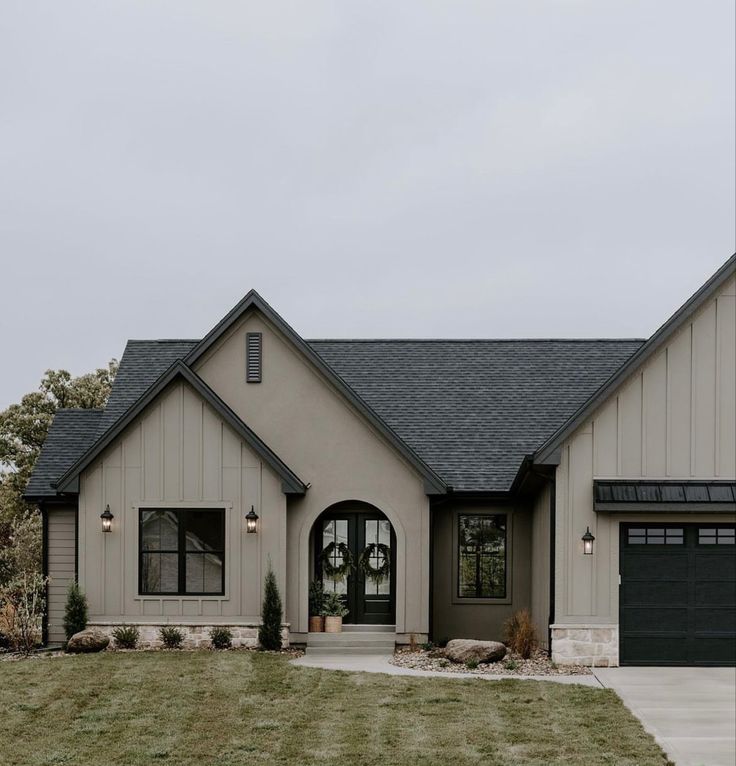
[364,519,391,595]
[322,519,348,594]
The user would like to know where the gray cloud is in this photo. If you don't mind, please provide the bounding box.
[2,0,733,407]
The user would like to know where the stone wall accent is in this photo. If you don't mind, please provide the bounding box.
[89,623,290,650]
[551,625,618,667]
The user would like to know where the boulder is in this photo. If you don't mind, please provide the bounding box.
[66,629,110,654]
[442,639,506,664]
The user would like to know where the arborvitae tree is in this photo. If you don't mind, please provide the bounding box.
[63,581,88,641]
[258,566,283,651]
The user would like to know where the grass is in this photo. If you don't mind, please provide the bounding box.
[0,651,671,766]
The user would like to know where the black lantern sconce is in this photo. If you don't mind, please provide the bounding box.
[245,506,259,534]
[101,504,114,533]
[582,526,595,555]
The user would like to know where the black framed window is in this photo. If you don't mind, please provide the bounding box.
[458,514,506,599]
[627,527,684,545]
[139,509,225,595]
[698,527,735,545]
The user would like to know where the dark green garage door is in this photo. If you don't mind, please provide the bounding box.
[620,523,735,666]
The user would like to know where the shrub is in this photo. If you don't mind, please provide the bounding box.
[503,609,538,659]
[465,659,479,670]
[420,641,434,652]
[259,566,283,651]
[112,625,139,649]
[159,626,184,649]
[321,591,349,617]
[0,572,48,654]
[503,659,519,671]
[63,581,88,641]
[308,579,324,617]
[210,626,232,650]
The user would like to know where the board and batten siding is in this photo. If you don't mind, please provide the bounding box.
[78,380,286,624]
[555,275,736,625]
[46,508,76,645]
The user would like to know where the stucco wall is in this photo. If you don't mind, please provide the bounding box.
[78,380,286,624]
[554,276,736,629]
[193,311,431,638]
[431,502,531,643]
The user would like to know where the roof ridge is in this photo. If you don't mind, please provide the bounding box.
[126,339,200,343]
[307,338,646,343]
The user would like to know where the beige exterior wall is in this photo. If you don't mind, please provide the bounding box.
[78,380,287,625]
[554,276,736,641]
[529,484,550,649]
[194,311,432,640]
[46,508,76,644]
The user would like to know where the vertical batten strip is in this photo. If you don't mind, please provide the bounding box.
[640,371,647,476]
[690,323,696,477]
[714,297,721,476]
[665,347,671,476]
[615,396,622,476]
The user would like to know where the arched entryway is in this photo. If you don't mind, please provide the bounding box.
[312,501,396,625]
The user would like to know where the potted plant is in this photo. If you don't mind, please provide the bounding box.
[308,580,325,633]
[321,591,349,633]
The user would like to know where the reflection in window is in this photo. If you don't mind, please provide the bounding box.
[458,514,506,599]
[699,527,735,545]
[364,519,391,596]
[322,519,348,595]
[140,509,225,595]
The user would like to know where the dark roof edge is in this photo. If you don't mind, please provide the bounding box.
[534,254,736,464]
[184,290,448,494]
[307,338,647,343]
[55,361,307,495]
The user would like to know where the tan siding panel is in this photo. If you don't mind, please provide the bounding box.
[47,509,77,644]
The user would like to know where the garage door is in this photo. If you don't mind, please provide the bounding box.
[620,523,736,666]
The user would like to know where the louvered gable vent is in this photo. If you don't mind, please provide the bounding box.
[246,332,262,383]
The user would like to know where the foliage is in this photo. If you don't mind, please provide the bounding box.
[320,591,349,618]
[112,625,140,649]
[357,542,390,584]
[503,609,538,659]
[319,541,354,583]
[0,510,41,587]
[308,579,324,617]
[0,571,48,654]
[63,582,88,641]
[503,659,519,671]
[259,566,283,651]
[0,361,118,547]
[465,658,479,670]
[420,641,434,651]
[209,626,232,650]
[159,626,184,649]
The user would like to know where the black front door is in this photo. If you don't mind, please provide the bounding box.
[317,511,395,625]
[620,523,736,666]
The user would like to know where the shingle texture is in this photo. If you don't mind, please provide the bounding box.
[25,409,103,497]
[28,336,644,496]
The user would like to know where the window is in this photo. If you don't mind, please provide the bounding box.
[458,514,506,599]
[627,527,683,545]
[699,527,735,545]
[139,509,225,595]
[246,332,262,382]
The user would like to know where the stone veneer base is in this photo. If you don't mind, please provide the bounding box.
[551,624,618,667]
[88,622,289,650]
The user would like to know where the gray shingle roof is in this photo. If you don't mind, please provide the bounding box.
[25,409,104,497]
[28,336,644,496]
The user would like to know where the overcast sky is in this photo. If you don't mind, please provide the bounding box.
[1,1,734,409]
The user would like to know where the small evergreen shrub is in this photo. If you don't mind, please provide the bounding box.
[503,609,538,659]
[420,641,435,652]
[465,659,479,670]
[159,626,184,649]
[259,566,283,651]
[63,581,88,641]
[112,625,139,649]
[503,659,519,671]
[209,626,232,650]
[308,579,324,617]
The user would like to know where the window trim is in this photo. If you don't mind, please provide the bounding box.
[138,507,227,597]
[451,508,512,605]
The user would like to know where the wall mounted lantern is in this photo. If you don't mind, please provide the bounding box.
[101,504,114,533]
[582,526,595,555]
[245,506,259,534]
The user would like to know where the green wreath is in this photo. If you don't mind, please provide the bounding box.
[358,543,391,585]
[319,542,355,582]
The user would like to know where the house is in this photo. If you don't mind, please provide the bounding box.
[26,255,736,666]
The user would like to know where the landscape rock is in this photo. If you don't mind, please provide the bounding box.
[442,639,506,664]
[66,629,110,653]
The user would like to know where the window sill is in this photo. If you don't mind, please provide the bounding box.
[451,595,512,606]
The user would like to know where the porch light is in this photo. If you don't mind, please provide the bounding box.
[245,506,259,534]
[582,526,595,555]
[101,505,114,533]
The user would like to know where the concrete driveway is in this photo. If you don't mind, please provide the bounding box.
[594,667,736,766]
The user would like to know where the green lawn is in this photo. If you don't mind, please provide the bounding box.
[0,652,670,766]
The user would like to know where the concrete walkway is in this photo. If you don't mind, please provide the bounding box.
[291,652,602,686]
[594,667,736,766]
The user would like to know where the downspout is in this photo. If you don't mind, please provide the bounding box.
[548,475,556,656]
